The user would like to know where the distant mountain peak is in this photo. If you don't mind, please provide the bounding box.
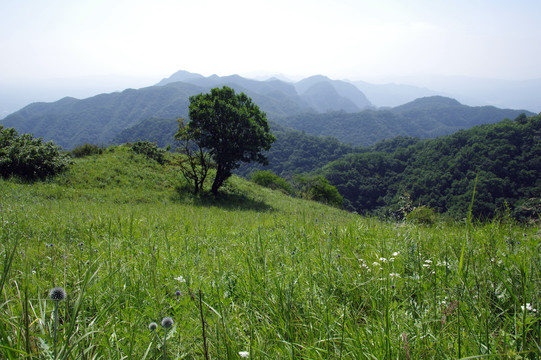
[393,96,462,111]
[411,96,461,106]
[156,69,204,86]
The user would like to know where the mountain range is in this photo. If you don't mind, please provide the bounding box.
[1,70,534,151]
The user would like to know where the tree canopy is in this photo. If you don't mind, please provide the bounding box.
[186,86,276,195]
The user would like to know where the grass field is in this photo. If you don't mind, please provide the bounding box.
[1,146,540,359]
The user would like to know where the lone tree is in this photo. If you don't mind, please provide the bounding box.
[184,86,276,195]
[175,118,212,195]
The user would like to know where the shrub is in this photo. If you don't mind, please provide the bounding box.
[130,141,166,164]
[251,170,292,194]
[70,143,104,158]
[0,125,71,180]
[406,205,438,225]
[295,175,343,208]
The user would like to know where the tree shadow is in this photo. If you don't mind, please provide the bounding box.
[172,189,274,212]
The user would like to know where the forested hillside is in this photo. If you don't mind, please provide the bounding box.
[320,113,541,220]
[236,123,361,177]
[276,96,532,146]
[0,82,198,149]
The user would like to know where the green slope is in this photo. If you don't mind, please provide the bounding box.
[1,142,539,359]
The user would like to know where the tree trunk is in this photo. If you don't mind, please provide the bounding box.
[211,165,229,196]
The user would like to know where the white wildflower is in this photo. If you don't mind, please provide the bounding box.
[372,261,380,267]
[521,303,537,313]
[389,273,401,278]
[440,297,448,305]
[379,257,388,263]
[239,351,250,358]
[392,251,400,257]
[174,276,186,283]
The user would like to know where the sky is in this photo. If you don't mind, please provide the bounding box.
[1,0,541,85]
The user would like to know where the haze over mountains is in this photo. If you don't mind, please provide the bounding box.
[1,70,535,151]
[1,70,540,121]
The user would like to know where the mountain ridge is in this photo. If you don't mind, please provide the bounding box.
[0,70,534,150]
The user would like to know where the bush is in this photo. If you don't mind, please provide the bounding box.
[130,141,166,164]
[295,175,343,208]
[251,170,292,194]
[70,143,104,158]
[0,125,71,180]
[406,205,438,225]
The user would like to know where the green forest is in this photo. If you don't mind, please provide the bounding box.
[320,113,541,220]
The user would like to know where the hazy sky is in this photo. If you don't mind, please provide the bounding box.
[1,0,540,83]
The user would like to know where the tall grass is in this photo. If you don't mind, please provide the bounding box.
[0,147,539,359]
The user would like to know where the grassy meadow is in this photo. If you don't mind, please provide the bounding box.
[1,146,540,359]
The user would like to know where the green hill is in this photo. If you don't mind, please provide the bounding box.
[320,113,541,220]
[1,142,539,359]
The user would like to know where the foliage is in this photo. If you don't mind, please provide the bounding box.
[174,118,213,194]
[250,170,292,194]
[406,205,438,225]
[1,150,540,359]
[130,140,166,164]
[295,175,343,207]
[187,86,276,195]
[69,143,104,158]
[236,123,362,177]
[321,114,541,220]
[0,125,71,180]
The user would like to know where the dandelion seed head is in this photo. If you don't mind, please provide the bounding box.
[161,317,174,328]
[49,287,67,301]
[149,322,158,331]
[175,290,182,297]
